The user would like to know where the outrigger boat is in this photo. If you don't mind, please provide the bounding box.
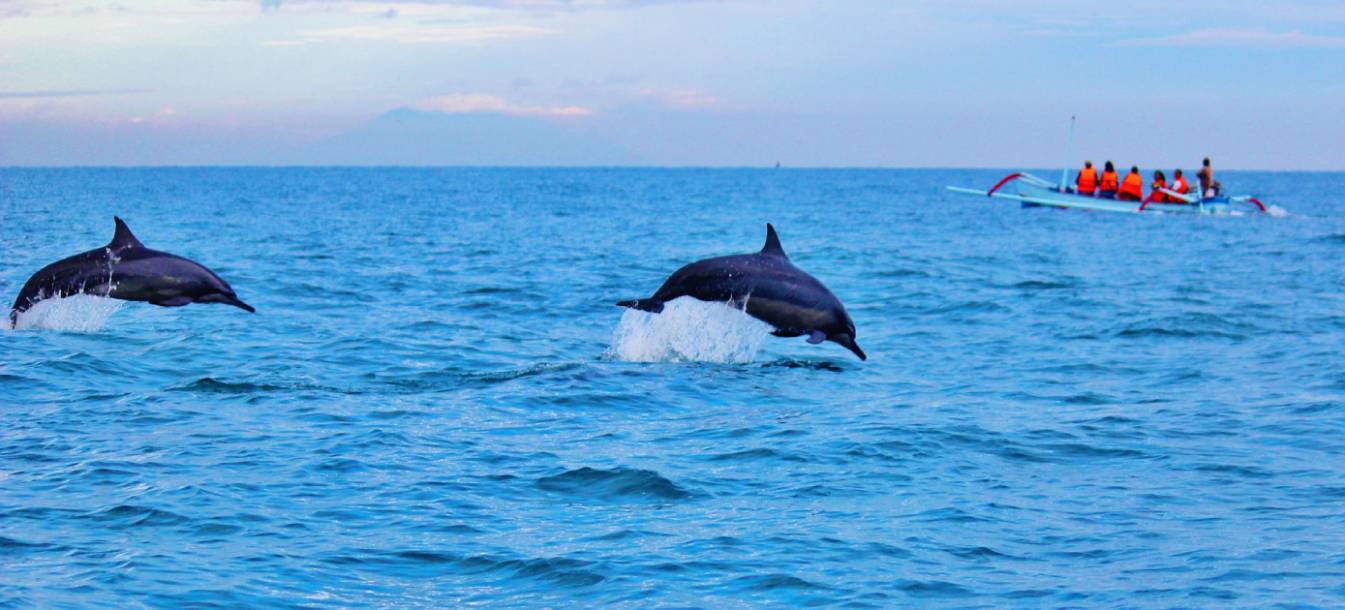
[946,116,1271,215]
[946,172,1269,216]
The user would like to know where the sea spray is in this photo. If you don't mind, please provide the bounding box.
[607,297,771,363]
[10,294,124,332]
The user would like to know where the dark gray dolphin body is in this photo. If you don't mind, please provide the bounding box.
[8,217,254,327]
[617,224,865,360]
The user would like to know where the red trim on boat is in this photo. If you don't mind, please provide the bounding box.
[986,173,1023,196]
[1247,197,1267,212]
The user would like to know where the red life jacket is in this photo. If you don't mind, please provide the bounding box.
[1099,170,1119,191]
[1173,176,1189,195]
[1148,179,1168,203]
[1076,167,1097,193]
[1119,172,1144,200]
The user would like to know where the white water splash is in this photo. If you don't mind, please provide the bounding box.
[607,297,772,363]
[1265,204,1290,218]
[9,294,124,332]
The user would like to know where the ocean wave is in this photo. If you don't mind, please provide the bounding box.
[536,466,693,501]
[895,579,975,599]
[172,377,354,395]
[82,504,190,528]
[1008,279,1076,291]
[733,573,831,592]
[330,550,606,587]
[374,362,585,393]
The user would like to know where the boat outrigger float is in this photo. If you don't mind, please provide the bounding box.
[947,172,1269,215]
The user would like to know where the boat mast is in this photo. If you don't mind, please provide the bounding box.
[1060,115,1076,190]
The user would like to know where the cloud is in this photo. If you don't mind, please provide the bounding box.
[258,0,706,11]
[264,23,550,45]
[0,88,149,99]
[637,87,717,110]
[1120,28,1345,49]
[407,93,592,116]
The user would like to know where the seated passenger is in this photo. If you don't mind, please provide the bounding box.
[1170,169,1190,203]
[1098,161,1119,199]
[1144,170,1168,204]
[1118,166,1144,201]
[1075,161,1097,196]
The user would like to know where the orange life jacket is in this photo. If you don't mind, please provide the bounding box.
[1172,176,1189,194]
[1076,167,1097,193]
[1120,172,1143,199]
[1099,170,1119,191]
[1150,179,1168,202]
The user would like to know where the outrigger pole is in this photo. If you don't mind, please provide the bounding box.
[1059,115,1076,191]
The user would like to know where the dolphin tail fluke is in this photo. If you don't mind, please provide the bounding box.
[615,298,665,314]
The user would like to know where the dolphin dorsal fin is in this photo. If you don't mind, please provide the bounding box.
[110,217,144,250]
[760,223,788,258]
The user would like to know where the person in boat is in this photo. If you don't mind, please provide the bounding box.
[1143,170,1168,204]
[1197,157,1219,198]
[1098,161,1119,199]
[1074,161,1098,196]
[1170,169,1190,203]
[1118,165,1144,201]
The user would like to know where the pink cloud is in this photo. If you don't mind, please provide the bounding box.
[408,93,592,117]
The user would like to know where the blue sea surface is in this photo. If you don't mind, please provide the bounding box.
[2,168,1344,607]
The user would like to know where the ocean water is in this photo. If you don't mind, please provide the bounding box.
[2,167,1344,608]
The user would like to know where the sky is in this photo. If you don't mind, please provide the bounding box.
[2,0,1344,168]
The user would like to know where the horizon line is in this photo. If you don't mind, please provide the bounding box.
[2,164,1341,172]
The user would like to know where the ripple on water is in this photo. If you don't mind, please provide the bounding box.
[535,467,693,501]
[733,573,831,592]
[82,504,190,529]
[328,550,606,588]
[172,377,354,396]
[3,168,1343,608]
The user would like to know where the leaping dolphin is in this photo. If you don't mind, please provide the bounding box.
[9,217,254,328]
[617,224,865,360]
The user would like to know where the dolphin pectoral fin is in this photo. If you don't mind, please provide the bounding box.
[150,296,192,307]
[771,329,804,338]
[615,298,664,314]
[807,330,827,344]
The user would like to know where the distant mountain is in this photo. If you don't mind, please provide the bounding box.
[304,108,638,166]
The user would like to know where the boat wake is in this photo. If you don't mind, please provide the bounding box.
[9,294,124,332]
[606,297,771,363]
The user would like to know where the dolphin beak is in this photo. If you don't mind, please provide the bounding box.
[225,295,256,313]
[832,334,866,361]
